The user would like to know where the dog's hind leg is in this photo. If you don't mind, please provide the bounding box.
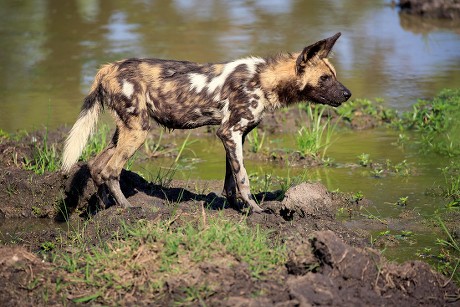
[99,123,148,208]
[88,128,119,208]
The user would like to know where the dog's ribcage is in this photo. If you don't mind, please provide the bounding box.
[111,57,268,131]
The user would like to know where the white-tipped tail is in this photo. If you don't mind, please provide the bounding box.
[61,102,101,172]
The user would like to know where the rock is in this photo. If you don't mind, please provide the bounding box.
[398,0,460,19]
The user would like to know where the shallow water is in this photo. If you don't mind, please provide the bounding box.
[134,127,450,218]
[131,126,454,262]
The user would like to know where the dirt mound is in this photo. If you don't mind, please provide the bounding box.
[1,230,457,306]
[287,230,458,306]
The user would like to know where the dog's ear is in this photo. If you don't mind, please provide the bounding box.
[296,32,341,74]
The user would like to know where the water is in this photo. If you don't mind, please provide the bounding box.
[1,1,460,132]
[1,1,459,260]
[131,127,452,262]
[135,127,449,219]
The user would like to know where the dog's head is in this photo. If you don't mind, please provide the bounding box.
[294,32,351,107]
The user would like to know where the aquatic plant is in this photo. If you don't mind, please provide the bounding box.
[357,155,413,178]
[296,104,337,159]
[351,191,364,203]
[358,153,371,167]
[336,98,397,124]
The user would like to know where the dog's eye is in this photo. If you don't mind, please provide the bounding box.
[320,75,330,82]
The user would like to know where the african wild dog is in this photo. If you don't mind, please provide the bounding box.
[62,32,351,213]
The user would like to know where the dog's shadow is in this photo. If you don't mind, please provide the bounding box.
[58,165,282,221]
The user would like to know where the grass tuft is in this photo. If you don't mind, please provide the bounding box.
[24,129,60,174]
[296,104,337,159]
[247,128,266,153]
[434,216,460,285]
[50,215,286,304]
[81,124,111,162]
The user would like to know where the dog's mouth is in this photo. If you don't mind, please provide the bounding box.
[319,96,342,107]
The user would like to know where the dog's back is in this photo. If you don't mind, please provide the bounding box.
[94,57,268,130]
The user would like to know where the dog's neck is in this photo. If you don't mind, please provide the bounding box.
[259,53,302,110]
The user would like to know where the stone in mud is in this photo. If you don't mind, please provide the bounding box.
[281,182,334,219]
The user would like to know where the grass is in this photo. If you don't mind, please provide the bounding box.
[0,128,9,142]
[440,161,460,206]
[81,123,111,162]
[49,215,287,305]
[24,128,60,174]
[434,216,460,285]
[247,127,266,153]
[175,132,197,163]
[248,169,309,201]
[296,104,337,159]
[143,129,172,157]
[336,97,397,124]
[396,89,460,156]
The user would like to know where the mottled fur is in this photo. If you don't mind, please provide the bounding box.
[62,32,351,213]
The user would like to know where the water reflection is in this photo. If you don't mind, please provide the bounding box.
[0,0,459,132]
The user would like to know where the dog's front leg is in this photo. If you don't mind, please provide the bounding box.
[222,153,237,206]
[217,127,263,213]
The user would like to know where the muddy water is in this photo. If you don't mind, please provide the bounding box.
[132,127,453,262]
[135,128,449,219]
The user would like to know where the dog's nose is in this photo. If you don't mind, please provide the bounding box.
[343,89,351,100]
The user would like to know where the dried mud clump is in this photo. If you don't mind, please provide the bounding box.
[281,182,335,219]
[286,230,459,306]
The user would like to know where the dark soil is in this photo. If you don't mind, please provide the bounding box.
[0,127,459,305]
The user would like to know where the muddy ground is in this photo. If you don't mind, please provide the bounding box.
[0,115,459,306]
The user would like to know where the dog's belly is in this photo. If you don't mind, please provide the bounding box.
[148,103,224,129]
